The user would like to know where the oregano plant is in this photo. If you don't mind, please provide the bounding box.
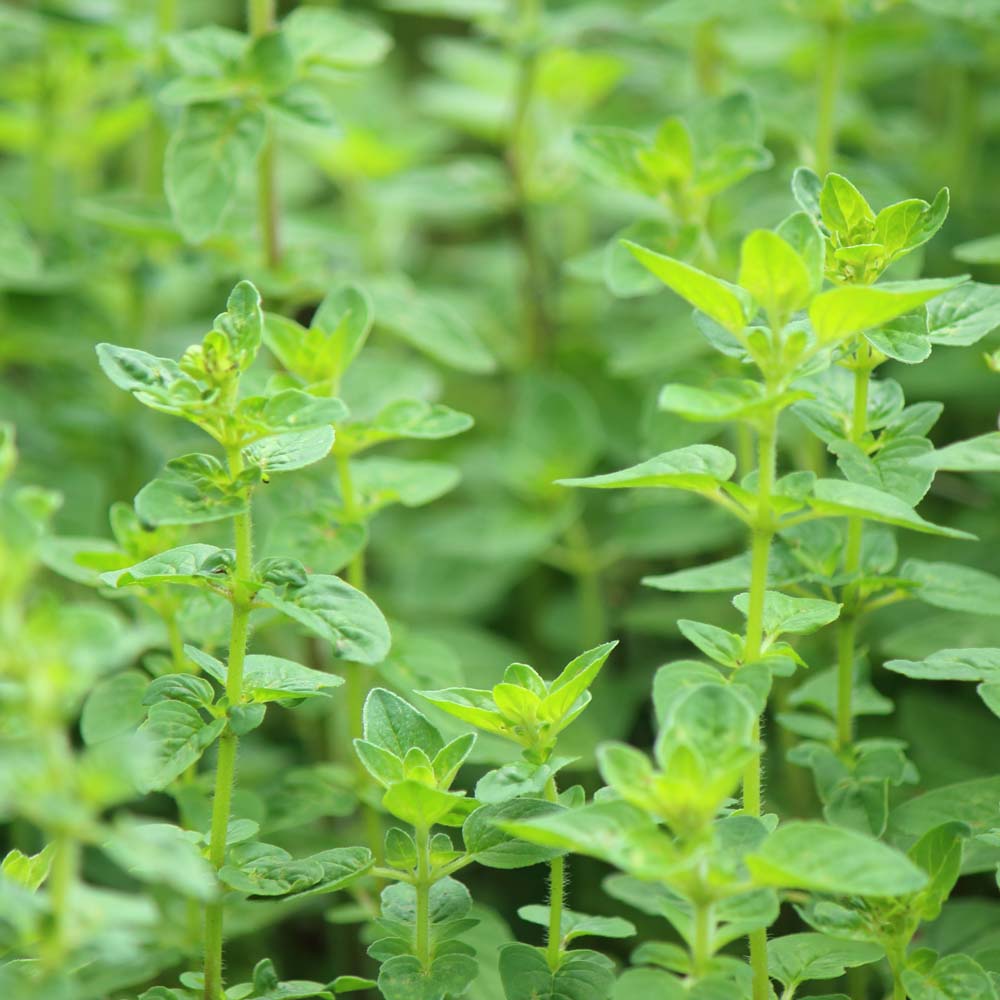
[9,4,1000,1000]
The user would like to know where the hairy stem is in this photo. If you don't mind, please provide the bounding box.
[816,13,846,176]
[414,825,432,971]
[203,451,254,1000]
[544,776,565,970]
[248,0,281,269]
[743,407,778,1000]
[837,362,869,749]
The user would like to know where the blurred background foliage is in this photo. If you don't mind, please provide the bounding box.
[5,0,1000,992]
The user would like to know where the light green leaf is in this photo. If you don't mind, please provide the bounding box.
[902,954,997,1000]
[820,173,875,243]
[81,671,148,744]
[768,933,883,988]
[874,188,949,260]
[558,444,736,494]
[738,229,813,326]
[283,6,392,71]
[517,905,635,944]
[915,432,1000,472]
[806,479,975,539]
[732,591,841,637]
[926,282,1000,346]
[623,241,750,333]
[746,821,928,896]
[363,688,444,759]
[464,799,564,869]
[901,559,1000,616]
[382,780,468,828]
[165,104,266,243]
[243,427,335,474]
[809,278,965,345]
[103,820,216,901]
[377,953,477,1000]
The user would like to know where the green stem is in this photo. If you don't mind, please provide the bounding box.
[743,408,777,1000]
[693,19,721,96]
[544,777,564,970]
[837,363,869,750]
[165,610,187,672]
[508,0,550,362]
[414,825,432,971]
[45,833,79,968]
[816,13,846,177]
[691,898,714,980]
[143,0,178,196]
[334,452,381,861]
[248,0,281,269]
[203,452,254,1000]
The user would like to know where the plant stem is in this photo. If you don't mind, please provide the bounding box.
[693,19,721,96]
[743,407,778,1000]
[414,825,432,971]
[45,833,78,968]
[816,12,846,176]
[507,0,550,362]
[334,451,382,861]
[544,776,565,970]
[144,0,178,196]
[248,0,281,269]
[203,451,254,1000]
[691,898,714,979]
[837,362,869,750]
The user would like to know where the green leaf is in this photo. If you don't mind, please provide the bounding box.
[102,820,216,901]
[517,905,635,944]
[80,671,148,744]
[623,241,750,333]
[768,933,883,988]
[902,954,998,1000]
[219,842,324,896]
[658,380,804,425]
[369,279,495,374]
[732,591,841,638]
[1,845,54,891]
[137,700,226,791]
[135,457,251,527]
[916,432,1000,471]
[889,776,1000,874]
[244,427,335,474]
[338,399,473,454]
[96,344,183,396]
[901,559,1000,615]
[165,104,266,243]
[351,457,460,511]
[382,780,468,828]
[542,641,618,724]
[498,943,615,1000]
[746,821,928,896]
[573,126,650,193]
[464,799,564,869]
[283,6,392,71]
[820,173,875,243]
[738,229,813,326]
[885,647,1000,682]
[809,278,966,345]
[806,479,975,539]
[926,282,1000,346]
[265,284,374,384]
[101,543,230,590]
[909,822,968,920]
[363,688,444,759]
[377,953,477,1000]
[558,444,736,493]
[874,188,949,260]
[259,574,391,664]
